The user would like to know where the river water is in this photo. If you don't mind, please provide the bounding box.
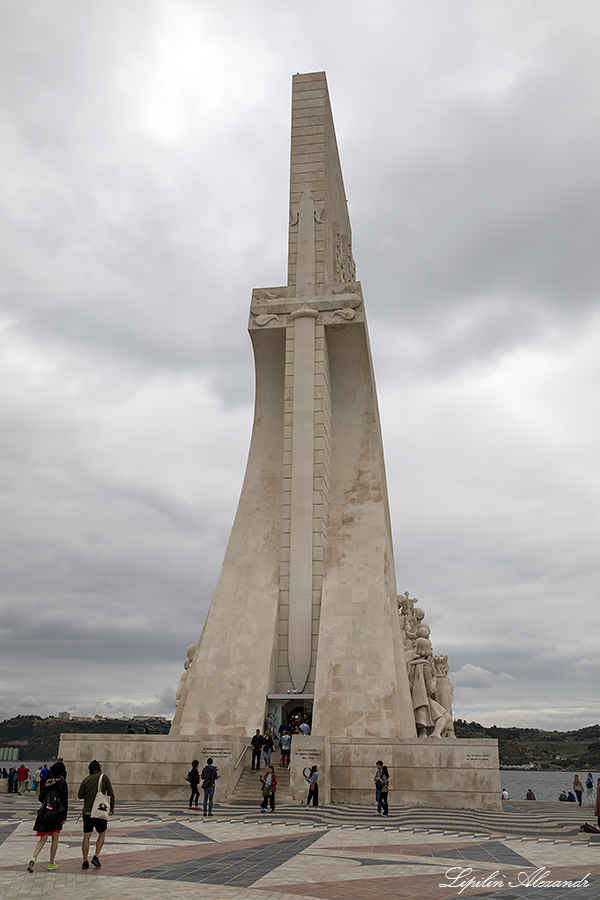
[501,769,596,803]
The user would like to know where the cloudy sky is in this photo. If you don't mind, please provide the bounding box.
[1,1,598,730]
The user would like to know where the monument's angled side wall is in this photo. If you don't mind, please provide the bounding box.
[170,328,286,736]
[312,322,416,739]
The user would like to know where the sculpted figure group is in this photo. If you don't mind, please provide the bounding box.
[399,591,455,739]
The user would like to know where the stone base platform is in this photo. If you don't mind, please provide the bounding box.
[289,735,501,810]
[58,733,251,802]
[59,733,500,811]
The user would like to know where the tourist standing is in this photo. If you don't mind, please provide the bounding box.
[374,761,383,814]
[27,762,68,873]
[33,766,43,794]
[251,730,264,772]
[77,760,115,869]
[379,765,390,816]
[16,764,29,793]
[586,773,594,806]
[573,774,584,807]
[260,765,277,812]
[262,730,274,768]
[280,730,292,768]
[201,757,219,817]
[305,766,319,807]
[187,759,200,810]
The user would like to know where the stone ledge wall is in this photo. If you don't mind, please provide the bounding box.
[59,732,500,810]
[58,733,250,803]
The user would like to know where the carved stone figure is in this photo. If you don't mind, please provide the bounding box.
[434,655,456,737]
[401,599,454,738]
[175,643,197,707]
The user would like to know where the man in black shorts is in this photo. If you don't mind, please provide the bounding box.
[77,760,115,869]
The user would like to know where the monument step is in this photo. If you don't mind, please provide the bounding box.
[229,765,292,804]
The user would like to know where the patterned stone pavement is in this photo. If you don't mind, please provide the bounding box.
[1,793,599,900]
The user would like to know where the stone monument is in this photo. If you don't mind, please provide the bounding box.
[59,73,500,809]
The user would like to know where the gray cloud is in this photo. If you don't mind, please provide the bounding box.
[1,0,599,730]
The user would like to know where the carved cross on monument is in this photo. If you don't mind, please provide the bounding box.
[250,199,361,692]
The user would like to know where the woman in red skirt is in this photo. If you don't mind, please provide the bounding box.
[27,761,68,873]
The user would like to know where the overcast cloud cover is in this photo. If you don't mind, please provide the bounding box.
[1,0,599,730]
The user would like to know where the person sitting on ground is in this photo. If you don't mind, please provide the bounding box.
[501,788,509,800]
[525,788,536,800]
[567,791,576,802]
[559,790,568,801]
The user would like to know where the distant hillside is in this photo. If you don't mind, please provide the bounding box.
[3,715,600,769]
[454,719,600,769]
[0,715,170,761]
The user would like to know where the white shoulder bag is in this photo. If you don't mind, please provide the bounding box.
[91,773,111,820]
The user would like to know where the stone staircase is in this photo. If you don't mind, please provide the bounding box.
[229,765,293,805]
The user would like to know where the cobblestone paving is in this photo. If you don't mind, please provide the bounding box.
[1,794,598,899]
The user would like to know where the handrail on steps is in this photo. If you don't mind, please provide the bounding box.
[234,745,248,770]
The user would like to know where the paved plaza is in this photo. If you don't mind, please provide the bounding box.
[1,793,599,900]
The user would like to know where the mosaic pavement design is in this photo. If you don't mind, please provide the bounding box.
[1,794,599,899]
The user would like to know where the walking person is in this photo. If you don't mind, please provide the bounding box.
[16,764,29,794]
[27,761,68,873]
[379,765,390,816]
[251,730,264,772]
[201,757,219,817]
[32,766,43,794]
[280,729,292,768]
[573,774,584,807]
[595,778,600,827]
[260,765,277,813]
[586,773,594,806]
[78,760,115,869]
[263,730,274,767]
[374,760,384,814]
[305,765,319,807]
[187,759,200,810]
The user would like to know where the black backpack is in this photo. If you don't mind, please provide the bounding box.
[38,789,65,826]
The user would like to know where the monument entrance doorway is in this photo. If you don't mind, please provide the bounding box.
[281,700,313,726]
[266,694,313,738]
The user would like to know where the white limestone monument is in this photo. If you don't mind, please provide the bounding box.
[60,73,500,809]
[173,71,443,742]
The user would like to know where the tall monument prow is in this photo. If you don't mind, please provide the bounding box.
[60,73,500,809]
[171,71,415,738]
